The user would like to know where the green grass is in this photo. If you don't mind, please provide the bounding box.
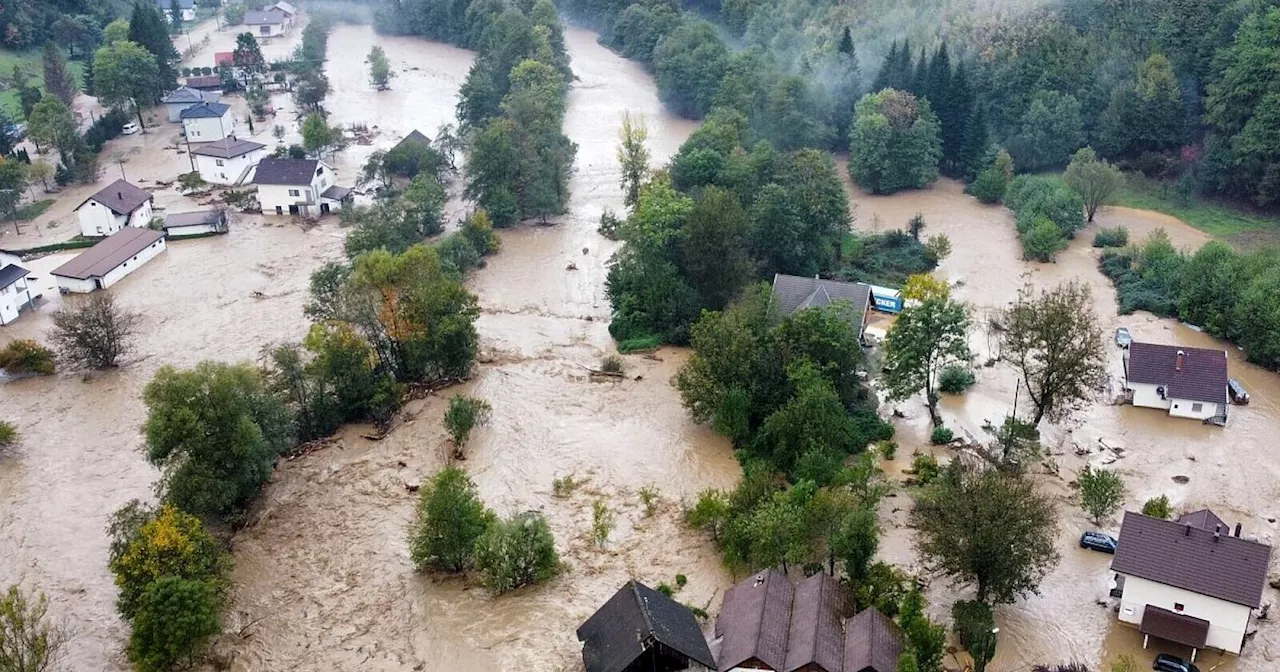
[9,199,53,222]
[617,335,661,353]
[0,48,87,118]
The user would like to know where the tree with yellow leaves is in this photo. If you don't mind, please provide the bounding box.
[107,502,230,620]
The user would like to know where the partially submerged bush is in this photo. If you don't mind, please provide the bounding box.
[938,366,975,394]
[552,474,579,497]
[474,512,560,594]
[911,454,941,484]
[443,395,492,450]
[1092,226,1129,248]
[930,426,954,445]
[0,339,56,375]
[0,421,18,448]
[409,467,495,573]
[600,354,624,373]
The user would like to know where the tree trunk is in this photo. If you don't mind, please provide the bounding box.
[926,387,942,427]
[1032,403,1046,426]
[134,101,147,131]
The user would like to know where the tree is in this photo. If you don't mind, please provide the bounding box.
[1078,466,1126,525]
[168,0,183,32]
[403,172,446,236]
[128,3,179,91]
[143,362,293,518]
[832,506,879,582]
[911,462,1059,604]
[1007,90,1082,172]
[0,585,66,672]
[686,488,730,542]
[107,503,230,619]
[898,586,946,670]
[848,89,942,194]
[367,45,392,90]
[1064,147,1122,222]
[126,577,222,672]
[40,43,77,107]
[301,113,336,157]
[443,394,492,450]
[93,40,162,131]
[48,293,139,370]
[1000,282,1107,426]
[473,512,560,594]
[12,67,43,120]
[883,296,971,426]
[103,18,131,45]
[26,159,54,192]
[652,20,729,118]
[232,32,265,87]
[294,71,331,111]
[0,339,56,376]
[617,110,650,210]
[1101,53,1184,156]
[677,186,751,309]
[409,467,496,572]
[952,600,997,672]
[1142,494,1173,519]
[25,97,78,159]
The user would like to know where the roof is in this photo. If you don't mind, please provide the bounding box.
[191,137,265,159]
[392,130,431,153]
[51,228,165,280]
[321,185,351,201]
[78,179,152,216]
[576,580,716,672]
[1140,605,1209,649]
[1112,511,1272,608]
[161,86,206,104]
[163,210,223,229]
[771,274,872,332]
[1126,342,1228,404]
[784,574,844,672]
[717,568,793,671]
[214,51,234,67]
[184,76,223,89]
[269,1,297,15]
[179,101,231,119]
[244,9,287,24]
[1178,509,1227,533]
[0,263,29,289]
[253,158,320,185]
[156,0,195,9]
[842,608,903,672]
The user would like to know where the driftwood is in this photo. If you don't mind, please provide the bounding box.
[576,363,624,378]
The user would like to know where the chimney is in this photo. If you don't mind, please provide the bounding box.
[117,192,123,199]
[1215,523,1222,542]
[1184,524,1191,537]
[1235,523,1243,538]
[1176,350,1185,371]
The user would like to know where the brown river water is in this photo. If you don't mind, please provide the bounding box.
[1,18,1279,672]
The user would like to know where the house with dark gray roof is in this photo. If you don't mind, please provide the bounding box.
[181,101,235,142]
[191,138,266,185]
[52,227,167,293]
[1124,342,1229,423]
[75,179,154,238]
[252,159,349,218]
[244,9,288,36]
[161,86,218,122]
[0,263,35,325]
[770,274,874,342]
[156,0,195,22]
[577,580,717,672]
[1112,509,1272,657]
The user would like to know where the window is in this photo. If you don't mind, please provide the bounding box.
[1192,403,1203,413]
[289,189,300,197]
[1174,603,1184,612]
[215,159,225,166]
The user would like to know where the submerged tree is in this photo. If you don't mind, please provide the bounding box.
[0,584,67,672]
[883,295,971,426]
[48,293,140,370]
[409,467,495,572]
[1064,147,1122,222]
[368,45,392,90]
[848,88,942,194]
[617,110,650,210]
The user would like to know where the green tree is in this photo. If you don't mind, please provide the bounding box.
[403,172,446,237]
[848,89,942,194]
[617,110,650,209]
[898,586,946,671]
[1064,147,1122,222]
[1176,242,1241,339]
[750,363,862,482]
[103,18,131,45]
[127,2,179,91]
[232,32,265,88]
[40,43,77,107]
[1101,53,1184,156]
[107,503,231,619]
[652,20,729,118]
[1078,466,1127,525]
[0,584,66,672]
[301,113,336,157]
[12,67,43,120]
[473,512,560,594]
[168,0,183,32]
[443,394,492,450]
[126,577,222,672]
[1007,90,1082,172]
[1020,217,1068,262]
[883,296,971,426]
[1204,8,1280,206]
[832,505,879,582]
[93,41,162,131]
[952,600,997,672]
[409,467,496,572]
[368,45,392,90]
[676,186,751,309]
[25,97,79,159]
[686,488,730,541]
[143,362,293,518]
[302,322,402,428]
[1142,495,1173,519]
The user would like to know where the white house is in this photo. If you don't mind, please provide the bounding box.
[156,0,196,22]
[51,228,167,293]
[1125,342,1228,423]
[163,210,229,237]
[267,1,297,24]
[0,263,35,325]
[252,158,351,217]
[191,138,265,185]
[1112,510,1271,658]
[75,180,154,237]
[161,86,219,123]
[180,102,236,142]
[243,9,288,37]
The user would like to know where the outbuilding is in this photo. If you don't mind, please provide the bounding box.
[243,9,288,37]
[75,179,154,237]
[163,210,229,237]
[183,75,224,92]
[51,227,167,293]
[1124,342,1229,423]
[161,86,219,122]
[181,102,236,142]
[0,263,35,325]
[267,1,297,24]
[191,137,266,185]
[577,580,717,672]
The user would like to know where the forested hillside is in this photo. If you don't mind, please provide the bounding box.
[0,0,134,51]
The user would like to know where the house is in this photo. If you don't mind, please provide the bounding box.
[1111,510,1272,658]
[51,228,167,293]
[267,1,297,24]
[180,102,235,142]
[577,580,717,672]
[1124,342,1229,423]
[0,249,20,268]
[163,210,229,237]
[714,569,903,672]
[770,274,874,341]
[0,264,35,325]
[161,86,219,122]
[183,75,224,92]
[191,137,266,185]
[156,0,196,22]
[243,9,288,37]
[75,179,154,237]
[253,158,350,217]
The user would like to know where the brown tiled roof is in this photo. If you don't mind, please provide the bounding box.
[1126,342,1228,404]
[717,568,793,671]
[1140,605,1209,649]
[78,179,152,216]
[784,574,844,672]
[184,76,223,89]
[51,228,165,280]
[1112,511,1272,608]
[771,274,871,334]
[842,608,903,672]
[577,581,716,672]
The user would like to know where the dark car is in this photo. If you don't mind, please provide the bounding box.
[1153,653,1199,672]
[1080,531,1117,553]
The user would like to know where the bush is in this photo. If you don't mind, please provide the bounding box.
[1020,217,1069,262]
[952,600,997,671]
[443,395,492,449]
[675,573,687,588]
[938,366,975,394]
[460,209,501,256]
[911,454,940,484]
[82,107,130,152]
[1141,495,1173,519]
[968,167,1008,204]
[591,500,615,548]
[930,427,954,445]
[878,440,897,460]
[656,582,674,596]
[638,486,659,516]
[474,512,560,594]
[1092,227,1129,248]
[126,576,222,672]
[617,334,662,353]
[598,208,621,240]
[436,234,483,275]
[552,474,579,497]
[0,421,17,448]
[0,339,56,375]
[409,467,495,573]
[685,488,730,541]
[599,354,624,373]
[0,585,66,671]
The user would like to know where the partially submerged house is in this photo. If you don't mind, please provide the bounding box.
[191,137,266,185]
[161,86,219,122]
[1111,509,1272,658]
[75,179,154,237]
[180,102,235,142]
[253,158,350,217]
[244,9,288,37]
[770,274,874,341]
[267,1,297,24]
[577,580,717,672]
[1124,342,1229,423]
[163,210,229,237]
[52,227,167,293]
[0,263,35,325]
[714,569,904,672]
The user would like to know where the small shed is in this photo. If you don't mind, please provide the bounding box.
[163,210,229,237]
[184,75,224,92]
[51,227,167,293]
[578,580,717,672]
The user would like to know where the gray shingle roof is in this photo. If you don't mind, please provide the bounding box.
[771,274,872,334]
[576,580,716,672]
[253,159,319,185]
[1126,342,1228,404]
[392,130,431,153]
[78,179,152,216]
[179,101,230,119]
[161,86,206,104]
[784,573,844,672]
[163,210,223,229]
[0,263,29,289]
[244,9,287,24]
[842,608,903,672]
[191,137,265,159]
[717,568,793,671]
[1112,510,1272,608]
[320,185,350,201]
[51,228,165,280]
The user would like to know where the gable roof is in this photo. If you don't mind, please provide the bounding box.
[179,101,231,119]
[1112,510,1272,608]
[253,158,321,185]
[842,608,903,672]
[784,573,844,672]
[161,86,206,104]
[191,137,266,159]
[269,1,297,15]
[51,228,164,280]
[156,0,195,9]
[717,568,793,671]
[0,263,29,289]
[1140,605,1209,649]
[1126,342,1228,404]
[163,210,224,229]
[1178,509,1227,533]
[771,274,872,332]
[576,580,716,672]
[184,75,223,90]
[392,130,431,153]
[244,9,287,24]
[78,179,152,216]
[214,51,234,67]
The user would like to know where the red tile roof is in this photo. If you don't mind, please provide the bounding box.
[214,51,233,67]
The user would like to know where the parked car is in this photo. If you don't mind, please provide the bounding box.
[1229,378,1250,405]
[1080,531,1117,554]
[1153,653,1199,672]
[121,122,140,135]
[1115,327,1132,348]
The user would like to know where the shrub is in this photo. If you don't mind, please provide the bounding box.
[675,573,687,588]
[474,512,560,594]
[176,171,207,191]
[1141,495,1173,520]
[968,167,1008,204]
[878,441,898,460]
[617,334,661,353]
[1092,227,1129,248]
[600,354,624,374]
[443,395,492,450]
[0,421,17,448]
[409,466,495,573]
[911,454,940,484]
[552,474,579,497]
[598,208,621,240]
[952,600,997,671]
[126,576,222,672]
[1020,217,1069,262]
[0,584,66,671]
[436,234,482,275]
[0,339,56,375]
[938,366,975,394]
[656,582,674,596]
[930,427,954,445]
[638,486,659,516]
[460,209,500,256]
[592,500,615,548]
[685,488,730,541]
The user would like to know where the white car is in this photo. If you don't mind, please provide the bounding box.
[121,122,140,135]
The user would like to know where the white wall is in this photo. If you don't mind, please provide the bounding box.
[1118,575,1252,654]
[55,237,166,293]
[128,201,154,229]
[1129,382,1220,420]
[0,277,32,325]
[165,102,193,122]
[1128,382,1172,411]
[1170,398,1220,420]
[184,113,235,142]
[55,275,97,294]
[258,183,314,215]
[252,23,285,37]
[78,202,127,237]
[195,149,262,185]
[166,223,217,236]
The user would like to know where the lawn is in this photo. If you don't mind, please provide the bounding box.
[0,48,87,118]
